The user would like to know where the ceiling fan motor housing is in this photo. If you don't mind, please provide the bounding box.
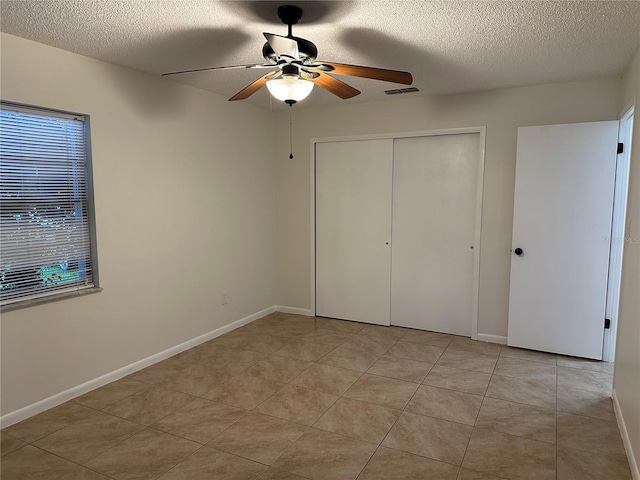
[263,5,318,63]
[262,37,318,63]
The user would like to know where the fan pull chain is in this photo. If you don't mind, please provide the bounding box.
[289,104,294,159]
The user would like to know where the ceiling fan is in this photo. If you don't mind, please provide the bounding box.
[162,5,413,104]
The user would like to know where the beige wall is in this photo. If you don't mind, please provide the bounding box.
[0,34,276,415]
[275,78,622,337]
[614,46,640,473]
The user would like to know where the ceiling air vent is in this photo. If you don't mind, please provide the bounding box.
[385,87,420,95]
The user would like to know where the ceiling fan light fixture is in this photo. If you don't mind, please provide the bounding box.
[266,76,314,104]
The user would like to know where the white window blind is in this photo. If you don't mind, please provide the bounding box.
[0,102,96,306]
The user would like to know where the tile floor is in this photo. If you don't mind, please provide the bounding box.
[1,313,632,480]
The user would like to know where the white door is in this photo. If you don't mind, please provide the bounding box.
[508,121,618,359]
[315,139,393,325]
[391,134,481,335]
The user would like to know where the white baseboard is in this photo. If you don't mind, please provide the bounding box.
[477,333,508,345]
[613,389,640,480]
[275,305,313,316]
[0,306,275,429]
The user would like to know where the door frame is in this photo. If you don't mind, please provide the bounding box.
[310,127,486,339]
[602,105,634,362]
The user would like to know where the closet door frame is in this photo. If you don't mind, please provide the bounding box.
[310,127,486,339]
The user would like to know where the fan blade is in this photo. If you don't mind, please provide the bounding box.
[162,64,276,77]
[228,72,278,101]
[264,33,299,61]
[310,62,413,85]
[308,72,360,99]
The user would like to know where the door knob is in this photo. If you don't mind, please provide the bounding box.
[514,248,524,256]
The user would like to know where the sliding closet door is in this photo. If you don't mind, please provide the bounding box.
[391,134,480,335]
[315,139,393,325]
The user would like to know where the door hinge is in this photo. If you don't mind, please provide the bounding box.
[617,143,624,154]
[604,318,611,329]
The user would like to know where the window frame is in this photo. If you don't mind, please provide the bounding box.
[0,100,101,312]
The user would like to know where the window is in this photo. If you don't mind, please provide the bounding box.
[0,102,98,309]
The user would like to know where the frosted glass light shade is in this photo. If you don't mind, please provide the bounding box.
[266,77,314,103]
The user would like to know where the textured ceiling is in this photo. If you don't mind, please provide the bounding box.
[2,1,640,110]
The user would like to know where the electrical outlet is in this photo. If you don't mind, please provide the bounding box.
[221,291,228,305]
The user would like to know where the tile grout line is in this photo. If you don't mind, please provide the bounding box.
[22,443,120,479]
[355,400,411,480]
[266,422,315,475]
[3,402,103,445]
[153,443,209,479]
[459,393,487,472]
[457,344,502,473]
[353,443,382,479]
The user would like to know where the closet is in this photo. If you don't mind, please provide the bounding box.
[314,130,484,336]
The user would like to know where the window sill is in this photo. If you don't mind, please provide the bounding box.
[0,287,103,313]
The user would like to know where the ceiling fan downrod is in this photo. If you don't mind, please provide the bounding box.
[277,5,302,37]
